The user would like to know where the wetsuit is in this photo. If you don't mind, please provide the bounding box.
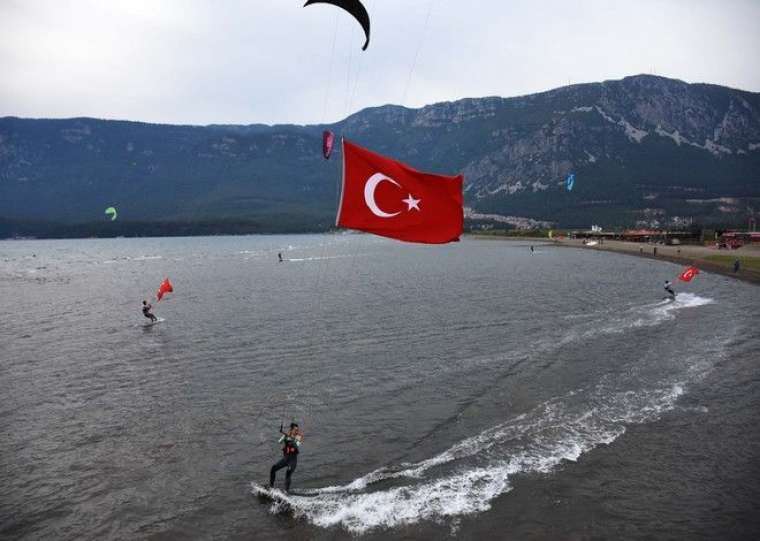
[664,282,675,299]
[269,434,300,491]
[142,303,157,322]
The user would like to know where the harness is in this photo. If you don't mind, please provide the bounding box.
[283,438,299,455]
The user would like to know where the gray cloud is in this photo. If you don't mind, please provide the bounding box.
[1,0,758,125]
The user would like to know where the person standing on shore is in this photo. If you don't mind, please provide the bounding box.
[734,259,741,273]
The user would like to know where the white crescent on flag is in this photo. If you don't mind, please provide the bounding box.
[364,173,401,218]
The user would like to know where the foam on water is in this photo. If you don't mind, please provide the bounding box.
[286,255,356,262]
[245,293,719,534]
[253,380,687,533]
[564,293,714,342]
[6,235,746,540]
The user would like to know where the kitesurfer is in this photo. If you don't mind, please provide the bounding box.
[530,245,534,253]
[142,300,158,322]
[664,280,675,300]
[269,422,302,492]
[278,252,283,263]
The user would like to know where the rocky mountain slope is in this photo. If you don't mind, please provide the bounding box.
[1,75,759,233]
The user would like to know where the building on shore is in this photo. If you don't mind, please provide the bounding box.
[572,229,701,245]
[718,230,760,248]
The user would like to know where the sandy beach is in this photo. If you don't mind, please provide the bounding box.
[555,238,760,285]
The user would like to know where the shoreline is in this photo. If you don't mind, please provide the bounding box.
[467,234,549,242]
[554,238,760,286]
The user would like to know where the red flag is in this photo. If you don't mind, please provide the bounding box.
[157,278,173,301]
[336,139,463,244]
[678,266,699,282]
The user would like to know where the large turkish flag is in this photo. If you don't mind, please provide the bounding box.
[336,139,463,244]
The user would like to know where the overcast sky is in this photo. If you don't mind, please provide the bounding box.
[2,0,759,126]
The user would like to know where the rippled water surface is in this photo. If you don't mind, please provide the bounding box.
[2,235,759,539]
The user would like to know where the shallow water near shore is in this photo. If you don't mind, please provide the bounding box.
[2,234,759,539]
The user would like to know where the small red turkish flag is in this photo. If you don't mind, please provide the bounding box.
[678,266,699,282]
[157,278,173,301]
[336,139,463,244]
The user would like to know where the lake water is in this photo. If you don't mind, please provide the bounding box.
[2,234,759,539]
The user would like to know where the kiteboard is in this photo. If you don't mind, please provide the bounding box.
[143,317,165,327]
[251,483,295,507]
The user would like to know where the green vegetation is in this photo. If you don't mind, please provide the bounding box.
[2,75,759,238]
[703,255,760,273]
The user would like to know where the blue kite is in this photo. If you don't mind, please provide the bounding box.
[566,173,575,191]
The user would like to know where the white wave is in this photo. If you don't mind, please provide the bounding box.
[286,255,356,262]
[101,256,130,264]
[131,255,163,261]
[570,293,713,341]
[253,382,686,534]
[663,292,713,310]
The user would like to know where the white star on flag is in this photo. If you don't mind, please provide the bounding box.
[402,194,421,211]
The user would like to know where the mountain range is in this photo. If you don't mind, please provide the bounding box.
[1,74,759,237]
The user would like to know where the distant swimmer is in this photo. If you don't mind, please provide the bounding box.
[278,252,283,263]
[269,422,302,492]
[142,300,158,322]
[664,280,676,300]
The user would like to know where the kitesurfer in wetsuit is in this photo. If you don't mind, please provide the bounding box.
[270,422,302,492]
[664,280,675,300]
[278,252,283,263]
[142,300,158,322]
